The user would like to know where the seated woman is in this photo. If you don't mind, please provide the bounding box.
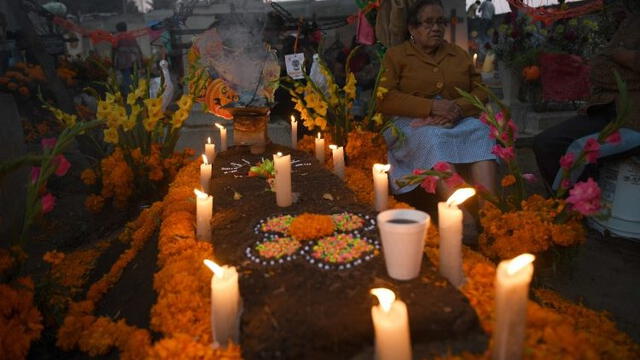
[378,0,496,209]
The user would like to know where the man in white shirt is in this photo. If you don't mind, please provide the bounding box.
[478,0,495,44]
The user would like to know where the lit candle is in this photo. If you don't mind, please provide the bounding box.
[494,253,535,360]
[290,115,298,149]
[194,189,212,242]
[314,132,325,163]
[273,152,292,207]
[370,288,412,360]
[473,53,478,68]
[215,123,227,151]
[200,154,212,193]
[204,259,241,347]
[205,136,216,164]
[438,188,476,287]
[329,144,345,179]
[372,164,390,211]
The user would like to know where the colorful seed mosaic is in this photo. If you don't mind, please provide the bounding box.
[257,215,295,235]
[301,233,380,271]
[245,235,302,266]
[331,212,366,232]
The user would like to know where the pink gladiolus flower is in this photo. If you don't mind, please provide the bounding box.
[491,145,515,161]
[41,138,56,150]
[495,111,505,126]
[53,155,71,176]
[566,178,602,216]
[559,153,575,170]
[561,178,571,189]
[41,193,56,214]
[489,126,499,139]
[474,183,488,193]
[605,131,622,145]
[583,138,600,164]
[479,113,489,124]
[420,175,439,194]
[412,169,426,175]
[30,167,40,184]
[444,173,465,188]
[522,173,537,183]
[433,162,451,172]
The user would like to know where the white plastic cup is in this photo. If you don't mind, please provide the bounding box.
[377,209,430,280]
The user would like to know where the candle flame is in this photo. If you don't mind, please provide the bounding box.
[193,188,209,200]
[203,259,225,278]
[207,137,211,144]
[473,53,478,61]
[446,188,476,207]
[373,163,390,174]
[329,144,337,150]
[370,288,395,313]
[275,152,283,157]
[317,132,321,139]
[290,115,297,124]
[506,253,535,276]
[215,123,225,130]
[202,154,208,165]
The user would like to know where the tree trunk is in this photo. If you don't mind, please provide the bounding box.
[6,0,76,113]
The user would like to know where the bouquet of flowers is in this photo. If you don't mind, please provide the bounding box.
[281,47,387,146]
[397,72,630,259]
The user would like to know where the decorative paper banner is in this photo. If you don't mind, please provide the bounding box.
[507,0,604,25]
[52,16,152,45]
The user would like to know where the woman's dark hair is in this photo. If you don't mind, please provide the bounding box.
[407,0,444,28]
[116,22,127,32]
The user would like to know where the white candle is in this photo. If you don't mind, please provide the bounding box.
[314,132,325,163]
[205,137,216,164]
[473,53,478,68]
[273,152,292,207]
[438,188,476,287]
[215,123,227,151]
[494,253,535,360]
[194,189,212,242]
[290,115,298,149]
[329,144,345,179]
[372,164,390,212]
[204,259,241,347]
[370,288,412,360]
[200,154,212,193]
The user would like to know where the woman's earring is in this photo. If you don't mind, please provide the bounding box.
[410,33,414,41]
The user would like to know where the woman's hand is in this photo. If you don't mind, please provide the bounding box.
[410,116,453,128]
[431,99,463,121]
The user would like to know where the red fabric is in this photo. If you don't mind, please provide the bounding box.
[355,11,375,45]
[540,53,591,102]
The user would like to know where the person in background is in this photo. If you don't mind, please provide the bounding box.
[378,0,496,229]
[533,0,640,188]
[467,0,480,18]
[478,0,495,45]
[113,22,143,94]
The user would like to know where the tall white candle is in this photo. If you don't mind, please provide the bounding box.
[215,123,227,151]
[205,137,216,164]
[372,164,390,212]
[200,154,212,193]
[204,259,240,347]
[329,144,345,179]
[314,132,325,164]
[370,288,412,360]
[194,189,212,242]
[273,152,292,207]
[290,115,298,149]
[494,253,535,360]
[438,188,476,287]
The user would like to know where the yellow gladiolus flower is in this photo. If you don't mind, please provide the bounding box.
[372,113,384,126]
[122,114,136,131]
[295,86,305,94]
[376,86,389,99]
[313,101,328,116]
[126,92,138,105]
[315,116,327,130]
[105,93,116,104]
[304,92,321,109]
[144,98,163,116]
[143,114,160,132]
[64,114,77,127]
[104,128,119,144]
[177,95,193,110]
[172,108,189,128]
[97,101,112,120]
[344,73,357,100]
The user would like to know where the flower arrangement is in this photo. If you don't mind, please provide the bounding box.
[0,62,47,99]
[289,213,336,241]
[0,277,43,360]
[397,73,630,259]
[282,48,388,146]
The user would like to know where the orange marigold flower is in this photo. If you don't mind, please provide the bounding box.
[501,174,516,187]
[289,213,335,241]
[81,168,97,185]
[43,250,65,265]
[0,248,16,276]
[85,194,105,213]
